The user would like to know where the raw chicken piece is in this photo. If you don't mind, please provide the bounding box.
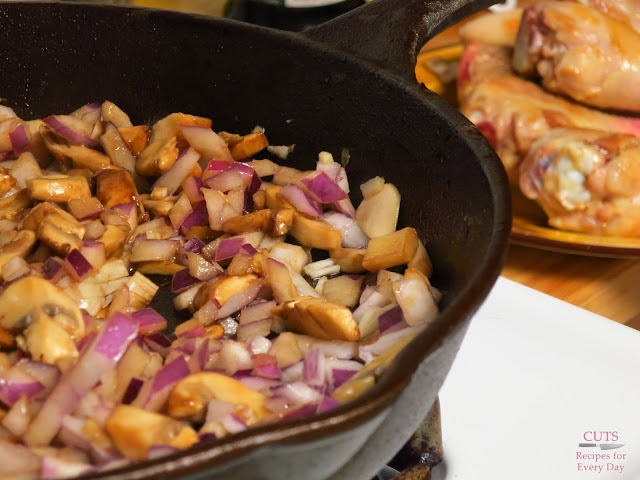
[513,2,640,112]
[519,127,640,236]
[574,0,640,33]
[457,42,640,182]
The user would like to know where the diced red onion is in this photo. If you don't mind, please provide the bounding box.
[215,237,246,262]
[143,333,173,357]
[42,257,64,282]
[130,237,181,262]
[72,102,102,124]
[237,319,272,343]
[353,290,391,323]
[0,440,41,476]
[246,335,272,355]
[171,268,202,294]
[205,168,245,192]
[202,159,233,181]
[168,195,193,230]
[216,279,263,319]
[226,187,246,214]
[378,305,404,334]
[131,308,168,335]
[43,115,99,148]
[358,325,424,364]
[64,249,94,282]
[301,172,348,203]
[14,360,60,392]
[182,237,205,254]
[182,175,204,204]
[180,200,209,235]
[321,212,369,248]
[122,377,144,404]
[80,241,106,271]
[9,124,30,156]
[239,300,276,326]
[281,361,304,383]
[188,253,221,281]
[331,369,358,390]
[303,348,325,387]
[41,455,95,479]
[272,382,322,406]
[23,313,138,446]
[279,183,322,217]
[316,395,341,414]
[218,340,253,376]
[1,393,29,436]
[175,321,206,339]
[154,147,201,196]
[220,413,247,434]
[101,123,136,173]
[134,356,190,412]
[333,197,357,218]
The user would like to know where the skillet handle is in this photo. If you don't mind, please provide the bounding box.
[302,0,501,84]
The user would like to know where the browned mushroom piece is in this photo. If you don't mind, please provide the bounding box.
[95,169,142,210]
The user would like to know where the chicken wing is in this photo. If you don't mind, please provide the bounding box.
[574,0,640,33]
[513,2,640,112]
[458,42,640,182]
[519,127,640,236]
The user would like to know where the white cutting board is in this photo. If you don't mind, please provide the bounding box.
[433,277,640,480]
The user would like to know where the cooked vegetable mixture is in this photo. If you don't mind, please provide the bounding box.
[0,102,439,478]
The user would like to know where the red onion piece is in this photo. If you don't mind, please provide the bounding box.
[215,237,246,262]
[273,382,322,406]
[0,440,41,477]
[143,333,173,357]
[205,168,245,192]
[23,313,138,446]
[331,369,358,390]
[377,305,404,334]
[301,172,348,203]
[279,183,322,217]
[182,237,205,254]
[9,123,30,156]
[332,197,357,218]
[317,395,342,414]
[41,455,95,479]
[0,372,44,406]
[134,356,190,412]
[129,237,181,262]
[14,360,60,392]
[71,102,101,124]
[321,212,369,248]
[168,195,193,229]
[180,200,209,235]
[131,308,168,335]
[101,123,136,173]
[43,115,99,148]
[154,147,200,196]
[64,248,94,282]
[80,241,106,270]
[42,257,64,283]
[303,348,325,387]
[171,268,202,293]
[239,300,276,325]
[353,290,390,323]
[215,279,263,320]
[122,377,144,404]
[236,318,272,342]
[202,159,233,181]
[221,413,248,434]
[252,355,282,379]
[182,175,204,204]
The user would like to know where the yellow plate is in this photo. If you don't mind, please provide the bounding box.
[417,45,640,258]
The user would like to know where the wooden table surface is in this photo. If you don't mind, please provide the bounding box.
[135,0,640,331]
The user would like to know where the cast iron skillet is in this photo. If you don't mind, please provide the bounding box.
[0,0,510,478]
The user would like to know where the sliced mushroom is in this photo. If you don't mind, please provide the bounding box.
[21,202,84,235]
[118,125,150,157]
[105,405,198,461]
[47,143,112,172]
[0,230,36,278]
[0,174,16,197]
[273,296,360,342]
[36,215,83,255]
[0,276,84,366]
[27,175,91,202]
[0,189,31,220]
[95,169,141,210]
[167,372,268,423]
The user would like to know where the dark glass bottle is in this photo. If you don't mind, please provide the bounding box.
[224,0,366,32]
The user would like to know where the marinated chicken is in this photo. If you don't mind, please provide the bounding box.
[513,1,640,112]
[520,127,640,236]
[457,42,640,182]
